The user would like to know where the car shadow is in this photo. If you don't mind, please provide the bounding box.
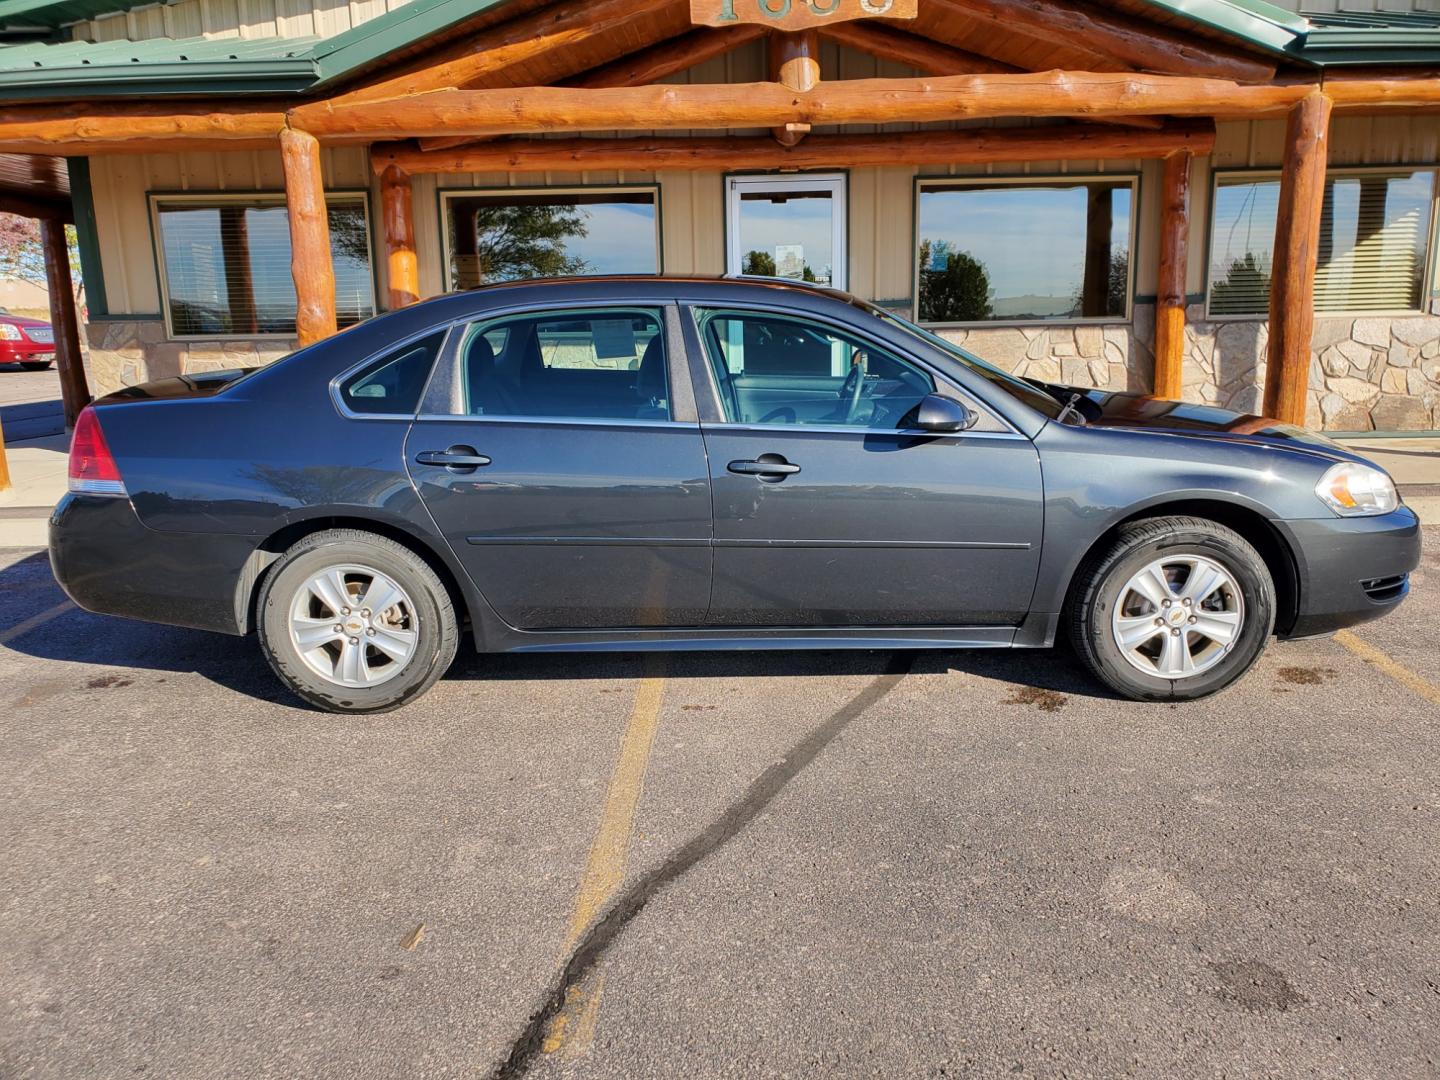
[1,549,1118,708]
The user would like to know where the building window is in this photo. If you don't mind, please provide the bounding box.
[915,177,1135,326]
[152,194,375,338]
[1208,169,1436,318]
[441,187,660,290]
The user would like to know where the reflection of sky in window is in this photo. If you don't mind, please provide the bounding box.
[566,202,657,274]
[918,185,1131,303]
[1211,171,1432,280]
[737,192,835,283]
[1209,181,1280,282]
[159,200,373,331]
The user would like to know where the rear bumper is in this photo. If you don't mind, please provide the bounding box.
[1275,506,1422,639]
[49,493,258,636]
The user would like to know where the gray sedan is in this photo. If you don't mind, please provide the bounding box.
[49,277,1420,712]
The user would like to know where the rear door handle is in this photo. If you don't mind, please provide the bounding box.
[727,454,801,481]
[415,446,492,471]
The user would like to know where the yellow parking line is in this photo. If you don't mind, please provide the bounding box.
[1335,630,1440,708]
[0,599,73,647]
[543,654,667,1056]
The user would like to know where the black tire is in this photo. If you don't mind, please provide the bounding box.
[19,360,52,371]
[1068,515,1275,702]
[256,528,459,714]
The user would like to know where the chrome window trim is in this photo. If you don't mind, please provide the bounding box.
[696,421,1026,440]
[413,413,701,431]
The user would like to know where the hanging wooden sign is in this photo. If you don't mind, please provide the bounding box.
[691,0,918,31]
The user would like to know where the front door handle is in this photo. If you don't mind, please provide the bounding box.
[727,454,801,481]
[415,445,492,472]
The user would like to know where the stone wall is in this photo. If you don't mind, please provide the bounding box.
[943,302,1440,432]
[85,318,298,397]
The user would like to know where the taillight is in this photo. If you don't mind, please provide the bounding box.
[68,405,126,496]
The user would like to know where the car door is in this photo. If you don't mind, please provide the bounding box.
[406,304,712,630]
[689,306,1043,627]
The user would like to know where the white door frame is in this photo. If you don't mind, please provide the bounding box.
[725,173,848,291]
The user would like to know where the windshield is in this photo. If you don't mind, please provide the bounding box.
[855,301,1064,420]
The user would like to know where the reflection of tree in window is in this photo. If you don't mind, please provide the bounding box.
[452,202,589,287]
[918,239,993,323]
[1210,252,1271,316]
[1068,248,1129,319]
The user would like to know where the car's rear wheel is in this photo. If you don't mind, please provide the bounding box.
[1068,516,1275,701]
[256,529,459,713]
[19,360,52,371]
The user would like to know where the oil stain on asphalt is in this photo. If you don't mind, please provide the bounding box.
[1209,960,1308,1012]
[1003,686,1067,712]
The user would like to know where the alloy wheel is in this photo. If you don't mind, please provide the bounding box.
[1110,555,1245,679]
[287,564,420,688]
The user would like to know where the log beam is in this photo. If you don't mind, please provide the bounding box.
[1152,150,1191,400]
[294,72,1312,141]
[817,21,1163,129]
[41,218,90,428]
[339,0,688,104]
[280,128,336,346]
[1322,71,1440,109]
[0,101,285,155]
[921,0,1275,83]
[1263,92,1332,426]
[770,30,820,147]
[380,164,419,309]
[419,24,765,154]
[375,121,1216,175]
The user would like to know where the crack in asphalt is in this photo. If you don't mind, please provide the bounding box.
[490,653,915,1079]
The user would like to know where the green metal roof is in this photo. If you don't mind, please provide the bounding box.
[0,0,515,97]
[0,0,1436,103]
[0,34,322,95]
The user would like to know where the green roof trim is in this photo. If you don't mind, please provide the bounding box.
[1132,0,1305,56]
[0,34,322,96]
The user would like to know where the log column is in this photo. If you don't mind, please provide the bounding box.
[1263,92,1331,425]
[769,30,819,148]
[380,164,419,309]
[1153,150,1191,400]
[280,127,336,346]
[42,218,90,428]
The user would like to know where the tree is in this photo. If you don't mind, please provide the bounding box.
[0,213,85,312]
[742,250,775,276]
[1068,247,1130,317]
[918,239,993,322]
[455,202,590,285]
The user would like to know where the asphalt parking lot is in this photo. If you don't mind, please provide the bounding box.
[3,533,1439,1080]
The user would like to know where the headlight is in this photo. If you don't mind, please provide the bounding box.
[1315,461,1399,517]
[0,323,21,340]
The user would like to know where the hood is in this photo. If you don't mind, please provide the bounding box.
[1036,385,1351,455]
[0,313,51,329]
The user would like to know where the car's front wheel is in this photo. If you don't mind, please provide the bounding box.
[256,529,459,713]
[1068,516,1275,701]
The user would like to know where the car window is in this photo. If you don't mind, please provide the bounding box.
[339,330,446,415]
[458,308,669,421]
[695,309,934,430]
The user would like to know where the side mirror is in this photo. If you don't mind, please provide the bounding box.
[911,393,977,433]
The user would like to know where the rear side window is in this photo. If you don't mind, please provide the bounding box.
[339,330,446,415]
[457,308,669,421]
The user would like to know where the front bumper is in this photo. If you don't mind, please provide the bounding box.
[49,493,259,636]
[0,338,55,362]
[1274,506,1421,639]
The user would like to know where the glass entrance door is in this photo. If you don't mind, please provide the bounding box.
[725,174,847,290]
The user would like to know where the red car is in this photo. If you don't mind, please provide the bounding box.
[0,310,55,370]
